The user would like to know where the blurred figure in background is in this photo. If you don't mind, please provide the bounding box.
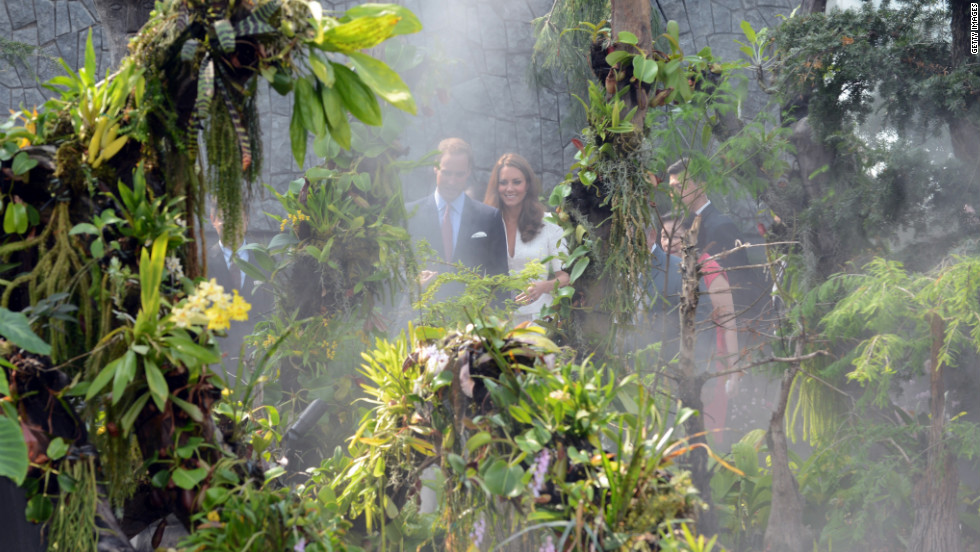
[667,159,768,333]
[661,215,740,439]
[207,200,273,374]
[483,153,569,325]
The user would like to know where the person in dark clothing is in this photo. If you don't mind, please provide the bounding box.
[666,159,769,332]
[405,138,509,301]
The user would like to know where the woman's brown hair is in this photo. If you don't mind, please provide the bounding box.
[484,153,545,242]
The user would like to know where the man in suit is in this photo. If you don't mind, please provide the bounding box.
[207,202,273,375]
[405,138,508,300]
[667,158,768,330]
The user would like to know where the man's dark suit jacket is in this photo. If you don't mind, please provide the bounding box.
[207,243,274,372]
[690,204,767,325]
[405,194,508,300]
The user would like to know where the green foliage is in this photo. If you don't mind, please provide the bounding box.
[547,35,789,352]
[0,306,52,355]
[326,320,707,550]
[787,255,980,547]
[178,462,351,552]
[411,256,532,328]
[0,405,29,485]
[244,105,423,449]
[774,1,976,140]
[46,457,99,552]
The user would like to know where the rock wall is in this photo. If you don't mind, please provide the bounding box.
[2,0,799,233]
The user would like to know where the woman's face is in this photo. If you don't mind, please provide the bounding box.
[497,165,528,210]
[661,220,684,255]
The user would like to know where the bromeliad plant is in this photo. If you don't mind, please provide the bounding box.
[322,320,717,551]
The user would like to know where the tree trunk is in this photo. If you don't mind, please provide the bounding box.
[610,0,651,129]
[676,216,717,536]
[946,0,980,173]
[763,345,811,552]
[908,316,961,552]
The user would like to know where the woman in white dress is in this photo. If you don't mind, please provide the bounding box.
[483,153,569,323]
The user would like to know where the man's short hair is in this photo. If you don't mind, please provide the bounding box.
[667,158,690,177]
[437,137,473,168]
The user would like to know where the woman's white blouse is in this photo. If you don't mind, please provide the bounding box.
[507,219,567,323]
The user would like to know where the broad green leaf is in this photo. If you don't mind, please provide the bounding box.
[139,235,169,318]
[296,77,326,137]
[345,4,422,36]
[740,20,758,44]
[579,170,596,187]
[372,456,385,477]
[508,404,533,424]
[446,453,466,475]
[171,394,204,422]
[320,85,351,149]
[0,414,28,484]
[145,360,168,411]
[0,369,8,396]
[164,336,220,364]
[0,307,51,355]
[69,222,100,235]
[570,256,590,283]
[86,356,121,400]
[483,459,524,497]
[732,441,759,477]
[289,99,308,167]
[332,63,382,126]
[605,50,631,67]
[172,467,208,490]
[667,20,680,43]
[267,232,300,250]
[633,56,658,84]
[465,431,492,453]
[320,13,400,52]
[46,437,69,461]
[120,393,150,434]
[111,349,137,405]
[618,31,638,45]
[309,52,335,87]
[11,152,37,175]
[347,52,416,114]
[83,29,96,87]
[176,437,205,459]
[25,494,53,523]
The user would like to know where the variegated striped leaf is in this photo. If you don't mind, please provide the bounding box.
[213,19,236,53]
[180,39,200,61]
[215,78,252,171]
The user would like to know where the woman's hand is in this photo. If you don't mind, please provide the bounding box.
[418,270,438,289]
[516,279,552,304]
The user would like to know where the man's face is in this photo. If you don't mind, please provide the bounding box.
[434,153,471,201]
[668,173,699,209]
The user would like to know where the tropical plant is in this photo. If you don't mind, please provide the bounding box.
[322,320,723,550]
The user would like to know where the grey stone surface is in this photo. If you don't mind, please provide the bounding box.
[68,1,95,32]
[712,2,732,34]
[7,0,37,29]
[56,30,78,68]
[37,0,55,44]
[55,1,71,37]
